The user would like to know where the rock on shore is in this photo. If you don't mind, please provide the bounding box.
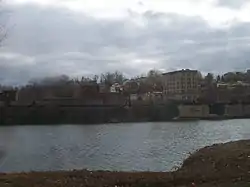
[0,140,250,187]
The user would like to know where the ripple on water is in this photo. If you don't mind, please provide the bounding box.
[0,119,250,172]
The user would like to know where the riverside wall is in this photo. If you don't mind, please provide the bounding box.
[1,102,250,125]
[0,102,179,125]
[178,103,250,119]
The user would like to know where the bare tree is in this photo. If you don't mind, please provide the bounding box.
[204,73,214,86]
[146,69,163,92]
[100,71,126,86]
[216,75,221,83]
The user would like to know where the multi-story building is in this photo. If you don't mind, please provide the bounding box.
[216,81,250,103]
[162,69,202,101]
[0,89,18,107]
[247,70,250,78]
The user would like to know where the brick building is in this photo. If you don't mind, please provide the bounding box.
[162,69,202,101]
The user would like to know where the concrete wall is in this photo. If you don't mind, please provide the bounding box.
[167,94,199,102]
[178,105,209,118]
[178,104,250,118]
[0,105,130,124]
[224,104,243,117]
[40,99,104,106]
[15,91,127,106]
[243,105,250,116]
[102,93,127,105]
[130,94,138,101]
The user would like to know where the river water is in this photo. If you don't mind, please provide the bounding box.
[0,119,250,173]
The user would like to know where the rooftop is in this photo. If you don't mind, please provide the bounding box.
[162,69,198,75]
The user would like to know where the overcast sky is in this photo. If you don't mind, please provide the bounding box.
[1,0,250,85]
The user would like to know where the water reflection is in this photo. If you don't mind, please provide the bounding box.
[0,119,250,172]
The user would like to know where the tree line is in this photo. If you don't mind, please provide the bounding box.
[1,69,250,94]
[204,70,250,85]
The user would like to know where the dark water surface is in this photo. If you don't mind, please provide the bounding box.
[0,119,250,173]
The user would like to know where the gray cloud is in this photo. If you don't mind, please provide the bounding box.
[216,0,247,9]
[0,3,250,85]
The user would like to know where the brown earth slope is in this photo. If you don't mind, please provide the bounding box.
[0,140,250,187]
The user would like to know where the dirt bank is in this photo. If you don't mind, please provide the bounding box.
[0,140,250,187]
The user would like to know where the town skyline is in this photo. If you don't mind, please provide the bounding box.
[0,68,250,87]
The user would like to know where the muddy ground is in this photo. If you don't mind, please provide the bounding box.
[0,140,250,187]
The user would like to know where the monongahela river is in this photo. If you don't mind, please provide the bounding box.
[0,119,250,173]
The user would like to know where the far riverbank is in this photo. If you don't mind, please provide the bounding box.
[1,102,250,125]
